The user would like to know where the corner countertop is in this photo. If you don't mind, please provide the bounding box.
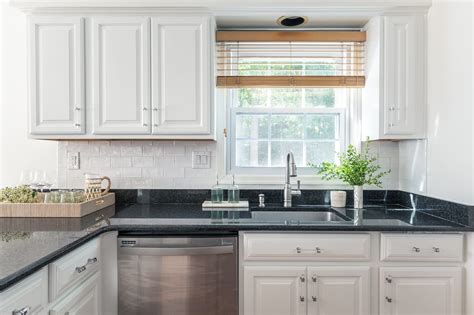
[1,201,473,292]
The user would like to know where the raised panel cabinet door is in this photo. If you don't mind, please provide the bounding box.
[91,17,151,134]
[151,16,211,135]
[380,267,462,315]
[29,16,85,135]
[307,267,370,315]
[50,272,102,315]
[383,15,424,136]
[243,266,307,315]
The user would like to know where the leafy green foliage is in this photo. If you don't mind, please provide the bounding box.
[311,142,391,187]
[0,185,38,203]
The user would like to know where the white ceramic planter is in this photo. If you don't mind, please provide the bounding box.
[354,185,364,209]
[330,191,347,208]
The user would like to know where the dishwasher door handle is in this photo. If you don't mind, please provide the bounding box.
[119,244,234,256]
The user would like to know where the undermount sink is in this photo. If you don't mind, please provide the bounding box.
[251,211,349,222]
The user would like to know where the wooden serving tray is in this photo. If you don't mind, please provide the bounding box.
[0,193,115,218]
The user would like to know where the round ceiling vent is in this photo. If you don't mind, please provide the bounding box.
[276,16,308,27]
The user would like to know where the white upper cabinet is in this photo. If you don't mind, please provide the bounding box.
[151,16,212,135]
[362,15,426,140]
[29,16,85,135]
[91,17,151,135]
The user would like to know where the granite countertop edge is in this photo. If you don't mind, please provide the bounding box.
[2,221,474,292]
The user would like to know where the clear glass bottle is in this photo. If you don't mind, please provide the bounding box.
[227,175,240,203]
[211,175,223,203]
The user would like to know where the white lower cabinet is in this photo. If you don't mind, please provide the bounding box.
[49,272,102,315]
[380,267,462,315]
[243,266,307,315]
[308,267,370,315]
[243,266,370,315]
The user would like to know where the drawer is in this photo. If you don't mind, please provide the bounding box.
[49,238,101,301]
[0,267,48,315]
[380,233,464,262]
[243,233,371,261]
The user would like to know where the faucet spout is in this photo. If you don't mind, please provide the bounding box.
[284,152,300,207]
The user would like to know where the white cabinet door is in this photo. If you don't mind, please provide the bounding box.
[0,267,48,315]
[307,267,370,315]
[50,272,102,315]
[29,16,85,135]
[243,266,307,315]
[151,16,211,135]
[380,267,462,315]
[91,17,150,134]
[383,15,425,136]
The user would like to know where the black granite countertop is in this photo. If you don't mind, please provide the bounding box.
[1,191,473,292]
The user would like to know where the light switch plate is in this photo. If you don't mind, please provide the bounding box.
[192,151,211,169]
[67,152,80,170]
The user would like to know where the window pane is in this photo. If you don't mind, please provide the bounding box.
[237,88,268,107]
[271,115,304,139]
[305,115,339,140]
[306,142,338,166]
[304,88,335,107]
[270,89,302,108]
[271,141,303,167]
[236,114,269,139]
[238,62,268,76]
[236,140,268,167]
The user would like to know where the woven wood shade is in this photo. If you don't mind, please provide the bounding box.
[216,31,366,88]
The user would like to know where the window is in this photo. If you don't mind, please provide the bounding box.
[227,87,351,175]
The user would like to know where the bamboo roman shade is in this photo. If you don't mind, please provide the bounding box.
[216,31,366,88]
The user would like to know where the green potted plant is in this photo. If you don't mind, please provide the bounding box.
[312,142,390,208]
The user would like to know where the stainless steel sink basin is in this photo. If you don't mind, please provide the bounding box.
[251,211,349,222]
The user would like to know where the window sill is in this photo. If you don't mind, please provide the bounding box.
[220,174,352,189]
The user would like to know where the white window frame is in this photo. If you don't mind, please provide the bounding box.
[225,89,351,177]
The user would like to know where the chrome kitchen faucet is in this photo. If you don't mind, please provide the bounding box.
[283,152,301,207]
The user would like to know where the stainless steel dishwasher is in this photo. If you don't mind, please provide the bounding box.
[118,235,238,315]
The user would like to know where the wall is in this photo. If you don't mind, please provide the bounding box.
[423,0,473,205]
[0,1,58,187]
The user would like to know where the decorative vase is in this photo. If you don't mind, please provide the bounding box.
[353,185,364,209]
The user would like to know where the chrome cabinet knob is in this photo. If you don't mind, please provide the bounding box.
[296,247,301,254]
[315,247,322,254]
[75,107,81,111]
[433,247,440,253]
[413,247,421,253]
[385,276,392,284]
[300,275,305,282]
[12,306,30,315]
[74,123,81,127]
[386,297,392,303]
[312,276,317,282]
[300,296,305,302]
[312,296,317,302]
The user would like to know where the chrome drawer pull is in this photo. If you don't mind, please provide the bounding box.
[12,306,30,315]
[75,257,98,274]
[412,247,421,253]
[385,276,392,284]
[300,296,305,302]
[433,247,440,253]
[386,297,392,303]
[315,247,322,254]
[296,247,301,254]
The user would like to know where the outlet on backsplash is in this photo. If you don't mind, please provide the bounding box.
[67,152,80,170]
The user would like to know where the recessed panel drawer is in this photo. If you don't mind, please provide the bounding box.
[380,233,464,262]
[0,267,48,315]
[243,233,371,261]
[49,238,101,301]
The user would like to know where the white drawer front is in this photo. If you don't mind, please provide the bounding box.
[49,238,101,301]
[380,233,464,262]
[0,267,48,315]
[243,233,371,261]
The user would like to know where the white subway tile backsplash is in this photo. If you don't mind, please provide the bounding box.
[164,142,186,155]
[163,167,185,178]
[132,156,154,168]
[111,157,132,168]
[121,168,142,178]
[121,146,143,156]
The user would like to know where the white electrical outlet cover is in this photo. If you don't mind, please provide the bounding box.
[67,152,80,170]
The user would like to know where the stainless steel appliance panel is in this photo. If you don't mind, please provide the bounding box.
[118,236,238,315]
